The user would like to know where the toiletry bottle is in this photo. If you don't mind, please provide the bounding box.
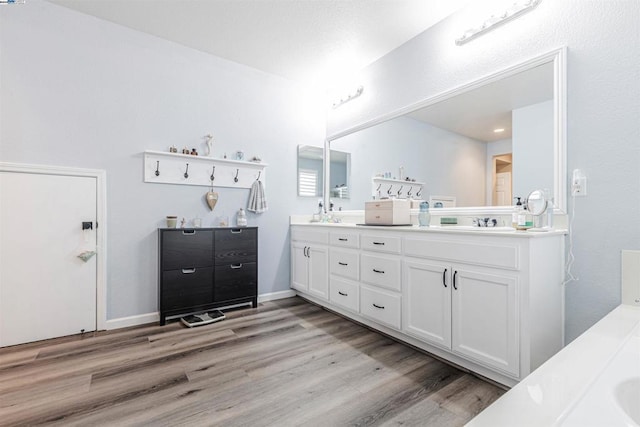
[236,208,247,227]
[512,197,524,229]
[418,202,430,227]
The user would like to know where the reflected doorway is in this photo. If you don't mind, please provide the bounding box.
[492,154,513,206]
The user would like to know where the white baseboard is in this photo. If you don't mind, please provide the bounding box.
[105,290,296,330]
[258,289,296,302]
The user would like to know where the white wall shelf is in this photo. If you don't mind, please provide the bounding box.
[143,150,267,189]
[372,177,424,199]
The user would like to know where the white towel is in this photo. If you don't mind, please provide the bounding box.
[247,180,268,213]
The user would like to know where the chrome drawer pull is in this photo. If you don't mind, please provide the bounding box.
[182,230,196,235]
[373,241,385,245]
[181,268,196,274]
[230,264,243,269]
[338,291,348,296]
[373,269,385,274]
[338,262,348,266]
[230,229,243,234]
[338,238,348,241]
[372,303,385,309]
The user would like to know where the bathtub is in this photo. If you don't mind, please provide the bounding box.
[468,304,640,427]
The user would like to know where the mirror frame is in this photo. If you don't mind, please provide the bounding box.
[324,47,567,215]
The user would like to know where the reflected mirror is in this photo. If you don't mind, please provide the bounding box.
[327,49,566,213]
[298,145,350,198]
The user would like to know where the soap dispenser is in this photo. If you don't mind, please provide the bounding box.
[512,197,523,229]
[236,208,247,227]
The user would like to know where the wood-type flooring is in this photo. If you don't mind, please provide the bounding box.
[0,297,505,426]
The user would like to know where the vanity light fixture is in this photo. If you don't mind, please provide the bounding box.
[331,86,364,109]
[0,0,26,4]
[455,0,542,46]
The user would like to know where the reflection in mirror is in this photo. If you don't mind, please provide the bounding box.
[327,49,565,213]
[297,145,350,198]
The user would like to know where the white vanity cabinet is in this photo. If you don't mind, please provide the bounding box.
[290,228,329,300]
[290,223,564,387]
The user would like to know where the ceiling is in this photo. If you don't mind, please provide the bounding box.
[48,0,470,85]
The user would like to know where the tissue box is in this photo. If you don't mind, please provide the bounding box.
[365,199,411,225]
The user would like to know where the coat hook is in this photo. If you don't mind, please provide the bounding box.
[256,171,261,181]
[234,168,239,183]
[155,160,160,177]
[387,185,393,195]
[407,187,413,196]
[210,165,215,181]
[416,188,422,197]
[376,183,381,191]
[397,185,403,196]
[184,163,189,179]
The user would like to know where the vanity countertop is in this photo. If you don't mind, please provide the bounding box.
[290,219,567,238]
[467,304,640,427]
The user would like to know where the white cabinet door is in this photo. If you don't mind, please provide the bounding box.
[291,242,309,291]
[403,259,451,349]
[307,245,328,300]
[451,268,519,376]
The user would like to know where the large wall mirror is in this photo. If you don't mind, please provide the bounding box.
[298,145,351,199]
[325,48,566,214]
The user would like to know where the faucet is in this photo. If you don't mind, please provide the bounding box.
[472,217,498,227]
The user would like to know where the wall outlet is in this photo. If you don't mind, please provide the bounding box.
[572,169,587,196]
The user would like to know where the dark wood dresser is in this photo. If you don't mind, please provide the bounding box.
[158,227,258,325]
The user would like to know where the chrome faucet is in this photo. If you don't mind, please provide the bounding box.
[472,217,499,227]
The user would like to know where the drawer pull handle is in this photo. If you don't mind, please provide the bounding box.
[442,268,448,288]
[373,303,385,310]
[230,264,243,269]
[338,291,348,296]
[373,241,385,245]
[182,230,196,235]
[338,262,348,266]
[373,269,385,274]
[230,229,243,234]
[338,238,348,241]
[181,268,196,274]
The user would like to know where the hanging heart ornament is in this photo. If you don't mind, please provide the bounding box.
[205,190,218,211]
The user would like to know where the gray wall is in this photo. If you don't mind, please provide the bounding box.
[0,1,326,320]
[327,0,640,342]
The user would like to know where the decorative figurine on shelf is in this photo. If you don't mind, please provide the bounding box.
[235,151,244,161]
[250,156,262,163]
[180,217,186,228]
[182,148,190,155]
[190,148,198,156]
[204,134,213,157]
[169,146,178,153]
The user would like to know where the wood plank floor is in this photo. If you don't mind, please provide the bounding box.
[0,297,505,426]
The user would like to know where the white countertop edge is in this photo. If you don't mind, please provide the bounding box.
[467,304,640,427]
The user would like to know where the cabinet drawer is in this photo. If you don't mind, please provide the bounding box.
[214,262,257,302]
[361,254,401,291]
[161,229,214,270]
[329,231,359,248]
[161,267,214,310]
[360,284,401,330]
[214,228,257,265]
[291,228,328,244]
[361,234,401,254]
[329,277,359,313]
[330,249,359,280]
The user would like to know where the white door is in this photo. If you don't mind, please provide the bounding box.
[402,259,452,349]
[493,172,512,206]
[0,172,97,346]
[307,245,328,300]
[291,242,309,291]
[451,268,519,376]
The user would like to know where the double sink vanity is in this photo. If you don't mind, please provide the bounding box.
[290,219,565,387]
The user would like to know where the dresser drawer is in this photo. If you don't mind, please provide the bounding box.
[329,231,359,248]
[330,249,359,280]
[161,229,214,270]
[360,253,401,291]
[161,267,214,310]
[329,277,359,313]
[360,284,401,330]
[214,228,257,265]
[214,262,257,302]
[361,234,401,254]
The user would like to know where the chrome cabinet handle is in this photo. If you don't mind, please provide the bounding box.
[338,291,348,296]
[442,268,448,288]
[373,269,385,274]
[373,303,385,309]
[230,264,243,269]
[181,268,196,274]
